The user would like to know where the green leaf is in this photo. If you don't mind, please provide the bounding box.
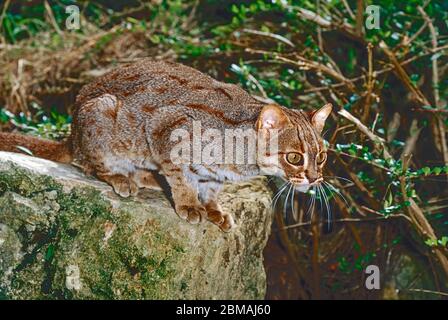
[425,238,437,247]
[384,190,393,208]
[422,167,431,176]
[438,237,448,247]
[15,146,33,156]
[45,244,55,262]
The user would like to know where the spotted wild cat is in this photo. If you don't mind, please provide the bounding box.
[0,59,332,232]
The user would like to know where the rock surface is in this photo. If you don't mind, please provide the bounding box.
[0,151,273,299]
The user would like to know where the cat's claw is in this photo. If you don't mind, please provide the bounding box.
[205,204,235,232]
[101,174,139,198]
[219,214,235,233]
[176,205,207,224]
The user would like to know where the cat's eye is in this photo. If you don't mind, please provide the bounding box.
[286,152,303,166]
[317,152,327,164]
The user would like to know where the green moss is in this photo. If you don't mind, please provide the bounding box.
[57,186,113,231]
[0,163,267,300]
[0,165,61,197]
[0,165,186,299]
[72,217,184,299]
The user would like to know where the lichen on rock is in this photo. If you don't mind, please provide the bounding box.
[0,151,273,299]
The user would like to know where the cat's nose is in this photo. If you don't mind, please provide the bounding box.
[308,176,323,184]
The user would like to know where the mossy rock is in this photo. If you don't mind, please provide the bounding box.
[0,151,273,299]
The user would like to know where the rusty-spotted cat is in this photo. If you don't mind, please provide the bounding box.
[0,59,332,232]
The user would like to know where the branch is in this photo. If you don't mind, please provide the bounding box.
[241,29,295,48]
[380,39,448,164]
[303,44,448,93]
[417,6,441,108]
[337,108,393,159]
[379,40,430,106]
[362,43,375,123]
[245,48,355,91]
[355,0,364,37]
[399,157,448,278]
[281,4,365,44]
[418,6,448,165]
[341,0,356,20]
[401,119,422,161]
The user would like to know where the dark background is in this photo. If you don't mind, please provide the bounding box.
[0,0,447,299]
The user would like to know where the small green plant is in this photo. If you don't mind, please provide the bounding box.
[0,104,71,139]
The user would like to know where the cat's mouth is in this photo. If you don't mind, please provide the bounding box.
[289,178,324,187]
[289,177,323,190]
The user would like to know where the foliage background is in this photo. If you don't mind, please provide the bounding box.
[0,0,447,299]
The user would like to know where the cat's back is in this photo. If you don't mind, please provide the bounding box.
[76,59,263,124]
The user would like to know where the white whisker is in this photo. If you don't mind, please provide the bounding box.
[290,185,297,219]
[320,184,332,231]
[305,186,316,218]
[324,175,353,184]
[324,181,350,208]
[283,184,293,218]
[271,181,289,209]
[317,185,323,216]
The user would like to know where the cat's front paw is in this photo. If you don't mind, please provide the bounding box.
[205,203,235,232]
[219,214,235,232]
[176,205,207,224]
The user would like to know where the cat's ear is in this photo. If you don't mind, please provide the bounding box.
[310,103,332,133]
[256,104,291,130]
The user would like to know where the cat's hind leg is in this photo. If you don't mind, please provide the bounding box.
[97,172,139,198]
[75,94,140,198]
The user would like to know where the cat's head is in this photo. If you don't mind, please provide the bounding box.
[256,103,332,191]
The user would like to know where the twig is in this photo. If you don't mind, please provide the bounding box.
[334,152,382,209]
[386,113,401,143]
[44,0,63,36]
[341,0,356,20]
[412,108,448,114]
[296,7,331,27]
[338,108,393,159]
[417,6,448,165]
[311,212,321,298]
[280,3,364,44]
[303,44,448,93]
[241,29,295,48]
[401,119,422,161]
[406,288,448,297]
[362,43,375,123]
[0,0,11,44]
[400,20,428,48]
[245,48,355,91]
[399,156,448,278]
[316,0,323,51]
[281,214,412,230]
[333,193,366,252]
[380,39,448,164]
[274,211,310,300]
[328,148,390,172]
[379,40,430,106]
[355,0,364,37]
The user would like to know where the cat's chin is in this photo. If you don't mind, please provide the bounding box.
[294,184,311,193]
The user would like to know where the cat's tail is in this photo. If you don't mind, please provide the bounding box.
[0,132,73,163]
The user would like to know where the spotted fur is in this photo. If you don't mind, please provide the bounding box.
[0,59,332,232]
